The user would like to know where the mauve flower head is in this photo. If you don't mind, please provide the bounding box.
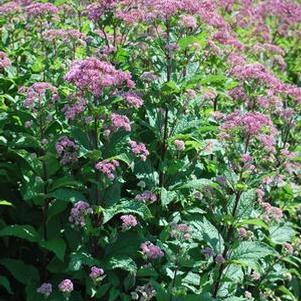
[219,111,278,152]
[122,92,143,108]
[135,191,157,203]
[110,113,131,132]
[42,29,86,45]
[64,57,135,96]
[120,214,138,230]
[238,227,248,238]
[202,247,214,258]
[141,241,164,259]
[95,159,119,180]
[89,266,104,280]
[179,15,197,29]
[174,139,185,151]
[171,223,191,240]
[69,201,92,227]
[129,140,149,161]
[56,136,78,165]
[26,2,59,18]
[283,242,293,254]
[62,95,87,121]
[37,283,52,297]
[215,254,225,264]
[24,120,33,128]
[23,82,58,110]
[58,279,73,293]
[0,51,11,69]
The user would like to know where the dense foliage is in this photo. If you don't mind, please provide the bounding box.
[0,1,301,301]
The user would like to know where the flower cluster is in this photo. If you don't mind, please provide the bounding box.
[129,140,149,161]
[120,214,138,230]
[141,241,164,259]
[170,223,191,240]
[174,139,185,151]
[58,279,74,293]
[89,266,104,280]
[69,201,92,227]
[110,113,132,132]
[135,191,157,203]
[122,92,143,108]
[0,51,11,69]
[37,283,52,297]
[25,2,59,18]
[55,136,78,165]
[219,111,278,152]
[64,57,135,96]
[42,29,86,45]
[261,202,283,222]
[95,159,119,180]
[23,82,58,109]
[62,95,87,120]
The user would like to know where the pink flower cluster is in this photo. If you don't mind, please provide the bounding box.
[174,139,185,151]
[25,2,59,17]
[69,201,92,227]
[219,111,278,152]
[23,82,58,109]
[62,95,87,120]
[141,241,164,259]
[135,191,157,203]
[170,223,191,240]
[129,140,149,161]
[89,266,104,280]
[110,113,131,132]
[55,137,78,165]
[0,51,11,69]
[42,29,86,44]
[64,58,135,96]
[37,283,52,297]
[122,92,143,108]
[95,159,119,180]
[261,202,283,222]
[0,1,21,15]
[58,279,73,293]
[120,214,138,230]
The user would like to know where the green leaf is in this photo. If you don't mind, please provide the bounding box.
[0,200,13,206]
[102,200,152,224]
[50,188,85,203]
[231,241,276,271]
[191,217,224,253]
[40,238,66,261]
[0,225,39,242]
[0,276,12,294]
[107,256,137,274]
[0,258,39,284]
[174,179,213,190]
[68,251,98,271]
[269,223,296,244]
[160,187,177,207]
[237,218,269,230]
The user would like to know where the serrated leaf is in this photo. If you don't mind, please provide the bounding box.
[231,241,276,271]
[108,256,137,274]
[269,223,296,244]
[103,200,152,224]
[191,217,224,253]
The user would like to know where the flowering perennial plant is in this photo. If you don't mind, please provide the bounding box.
[0,0,300,300]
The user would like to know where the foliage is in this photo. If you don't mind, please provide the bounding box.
[0,1,301,301]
